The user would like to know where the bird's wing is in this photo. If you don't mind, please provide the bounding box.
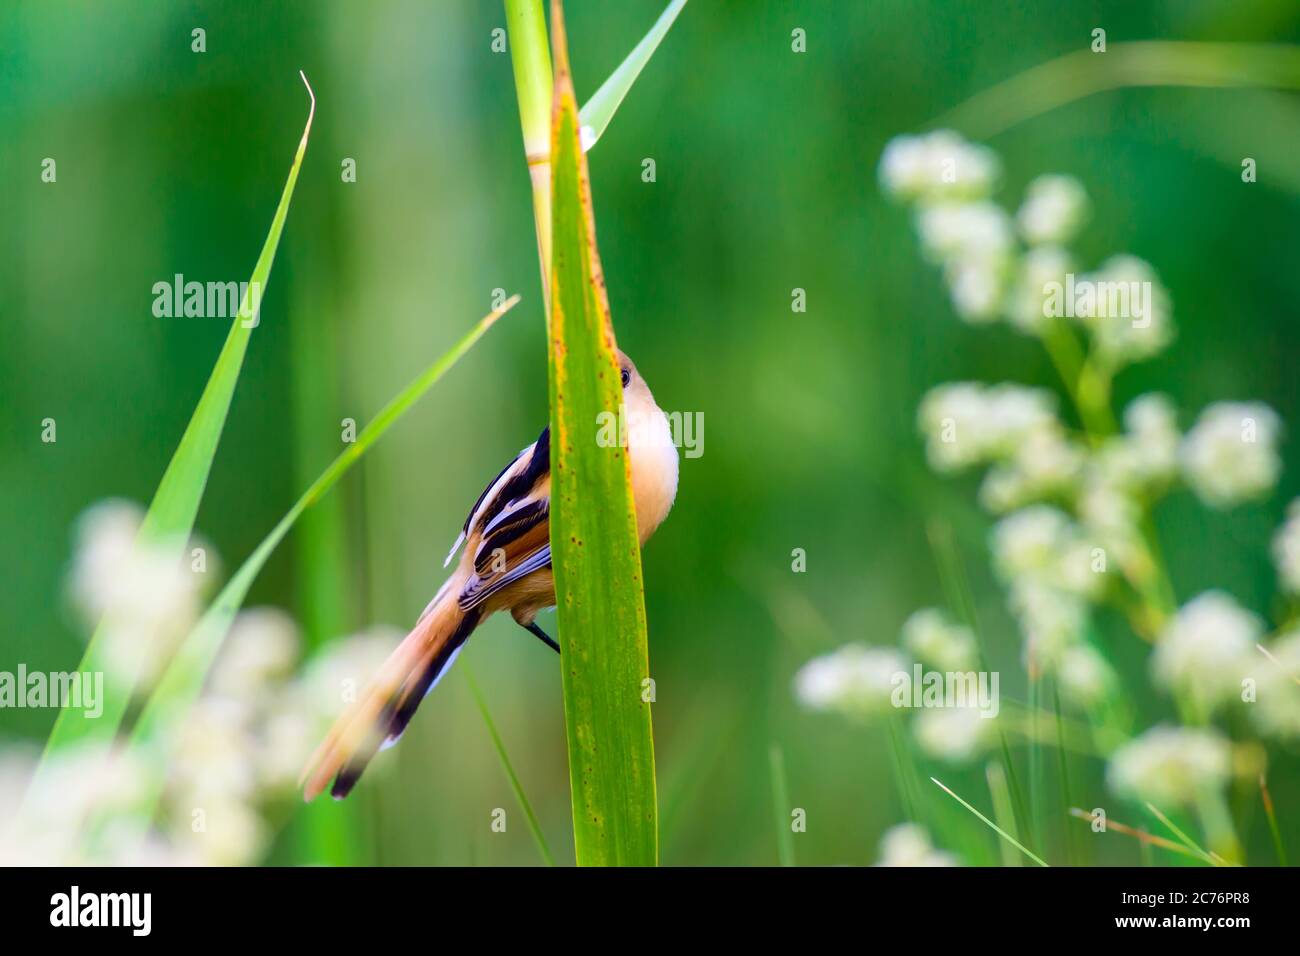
[443,449,523,567]
[452,426,554,613]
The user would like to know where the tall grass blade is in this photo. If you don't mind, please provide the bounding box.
[121,298,520,819]
[465,662,556,866]
[985,762,1021,867]
[547,0,658,866]
[925,519,1031,842]
[578,0,688,151]
[505,0,555,282]
[32,74,316,765]
[1259,774,1288,866]
[768,743,796,867]
[1143,801,1222,866]
[931,776,1049,867]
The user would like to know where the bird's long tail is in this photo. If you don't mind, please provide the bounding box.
[299,591,480,801]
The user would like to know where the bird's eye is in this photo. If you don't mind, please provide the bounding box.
[620,367,631,388]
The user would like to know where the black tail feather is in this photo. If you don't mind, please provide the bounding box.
[329,609,481,800]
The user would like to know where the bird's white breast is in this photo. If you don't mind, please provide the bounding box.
[629,406,679,543]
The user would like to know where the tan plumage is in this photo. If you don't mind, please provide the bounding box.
[300,351,677,801]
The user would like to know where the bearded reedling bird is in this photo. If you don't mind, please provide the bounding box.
[300,351,678,801]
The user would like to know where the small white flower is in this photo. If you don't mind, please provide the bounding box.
[1006,245,1072,334]
[916,201,1013,263]
[258,708,316,792]
[918,382,989,471]
[1123,393,1180,485]
[1017,174,1088,245]
[1008,581,1085,672]
[944,253,1005,323]
[1180,402,1282,508]
[1272,500,1300,593]
[210,608,301,699]
[978,426,1085,513]
[1078,475,1143,571]
[11,743,151,864]
[170,697,259,802]
[901,608,977,672]
[879,130,1000,202]
[1250,632,1300,739]
[981,385,1060,456]
[991,506,1073,581]
[874,823,958,867]
[1075,256,1173,365]
[173,796,267,867]
[794,644,909,718]
[68,499,214,688]
[1152,591,1259,713]
[918,382,1059,473]
[1107,725,1231,807]
[913,704,994,762]
[299,628,404,723]
[1054,644,1115,708]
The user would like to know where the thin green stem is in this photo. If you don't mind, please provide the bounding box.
[465,663,556,867]
[1145,801,1223,866]
[768,743,796,867]
[985,762,1021,867]
[505,0,555,290]
[932,777,1049,867]
[885,713,919,822]
[1259,774,1288,866]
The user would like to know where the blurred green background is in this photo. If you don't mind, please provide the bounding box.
[3,0,1300,865]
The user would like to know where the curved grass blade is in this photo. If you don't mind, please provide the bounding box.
[120,298,520,819]
[1067,808,1203,862]
[548,0,657,866]
[464,662,556,867]
[1144,801,1222,866]
[578,0,687,152]
[32,73,316,768]
[931,776,1049,867]
[935,41,1300,139]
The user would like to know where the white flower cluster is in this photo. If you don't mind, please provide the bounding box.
[1251,631,1300,738]
[0,744,173,866]
[880,131,1181,375]
[794,644,907,719]
[2,570,400,865]
[1017,174,1088,245]
[822,130,1300,847]
[873,823,958,867]
[1179,402,1282,508]
[161,616,399,865]
[987,506,1117,697]
[902,608,977,671]
[1106,725,1231,808]
[1151,592,1259,716]
[1077,255,1173,365]
[896,139,1284,724]
[68,499,216,688]
[912,704,996,763]
[1271,499,1300,593]
[879,130,1000,203]
[794,607,999,765]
